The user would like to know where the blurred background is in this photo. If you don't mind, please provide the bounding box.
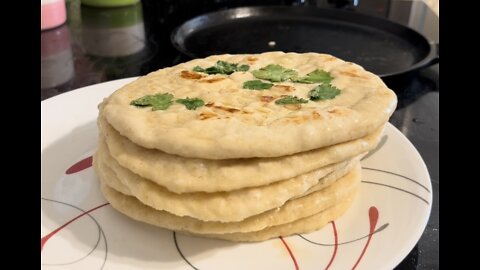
[41,1,438,269]
[41,0,438,100]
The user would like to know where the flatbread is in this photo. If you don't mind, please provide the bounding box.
[93,156,132,196]
[198,194,355,242]
[95,140,362,222]
[102,52,396,159]
[99,114,382,193]
[99,165,360,235]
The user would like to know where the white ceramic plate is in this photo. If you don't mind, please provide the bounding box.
[41,78,432,270]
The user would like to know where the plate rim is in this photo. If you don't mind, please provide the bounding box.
[41,78,433,270]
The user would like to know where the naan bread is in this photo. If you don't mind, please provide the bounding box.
[102,52,396,159]
[95,140,362,222]
[99,165,360,235]
[93,156,132,196]
[198,194,355,242]
[99,114,382,193]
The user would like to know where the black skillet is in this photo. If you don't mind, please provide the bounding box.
[171,6,438,78]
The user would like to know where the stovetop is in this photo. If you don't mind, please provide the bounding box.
[41,0,438,99]
[41,1,438,269]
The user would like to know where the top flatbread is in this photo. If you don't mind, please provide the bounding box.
[102,52,397,159]
[99,114,382,193]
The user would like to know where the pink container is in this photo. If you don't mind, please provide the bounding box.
[41,0,67,30]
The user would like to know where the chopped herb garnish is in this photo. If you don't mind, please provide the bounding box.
[243,80,274,90]
[176,97,205,110]
[275,96,309,105]
[130,93,174,111]
[193,66,205,72]
[308,84,341,101]
[193,61,250,75]
[252,64,298,82]
[292,69,333,84]
[237,65,250,72]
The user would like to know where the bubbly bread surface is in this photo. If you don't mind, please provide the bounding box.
[102,52,397,159]
[94,52,396,242]
[96,140,362,222]
[99,113,382,193]
[98,165,361,237]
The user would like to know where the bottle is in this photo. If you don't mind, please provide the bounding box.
[81,3,145,57]
[41,24,74,89]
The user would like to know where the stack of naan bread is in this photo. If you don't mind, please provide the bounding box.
[94,52,397,242]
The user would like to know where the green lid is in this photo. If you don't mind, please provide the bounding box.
[81,0,139,8]
[81,2,143,28]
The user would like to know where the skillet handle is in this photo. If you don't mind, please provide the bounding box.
[426,42,439,66]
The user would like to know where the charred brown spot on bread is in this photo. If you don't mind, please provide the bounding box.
[322,56,338,62]
[205,102,215,107]
[180,70,204,79]
[327,108,348,116]
[312,111,322,119]
[213,105,241,113]
[199,77,226,83]
[284,115,310,124]
[246,56,258,62]
[199,112,218,120]
[284,104,302,111]
[338,70,368,79]
[339,71,360,77]
[260,96,275,103]
[273,85,295,92]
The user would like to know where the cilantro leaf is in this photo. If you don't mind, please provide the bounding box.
[243,80,273,90]
[308,84,341,101]
[193,66,205,72]
[292,69,333,84]
[176,97,205,110]
[252,64,298,82]
[205,61,236,74]
[275,96,309,105]
[238,65,250,72]
[130,93,174,111]
[194,61,250,75]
